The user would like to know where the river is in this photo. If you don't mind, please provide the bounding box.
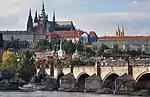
[0,91,140,97]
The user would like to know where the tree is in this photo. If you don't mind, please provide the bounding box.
[3,37,30,50]
[112,44,119,53]
[63,40,76,53]
[63,57,73,68]
[34,39,52,50]
[98,43,109,53]
[84,47,96,57]
[76,42,84,52]
[85,60,95,67]
[126,49,141,57]
[0,49,18,78]
[19,49,36,82]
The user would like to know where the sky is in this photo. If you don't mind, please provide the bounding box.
[0,0,150,36]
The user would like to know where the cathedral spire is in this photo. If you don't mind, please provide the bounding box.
[34,10,38,23]
[53,9,55,22]
[52,9,56,31]
[27,9,33,32]
[116,24,120,36]
[120,25,125,36]
[29,9,32,17]
[42,2,45,14]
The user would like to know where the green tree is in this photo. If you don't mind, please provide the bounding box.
[63,40,76,53]
[4,37,30,50]
[98,43,109,53]
[126,49,142,57]
[63,57,73,68]
[76,42,84,52]
[84,47,95,57]
[34,39,52,50]
[19,49,36,82]
[85,60,95,67]
[112,44,119,53]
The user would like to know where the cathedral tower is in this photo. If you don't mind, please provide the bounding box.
[120,25,125,36]
[38,3,48,33]
[116,24,120,36]
[34,10,38,23]
[116,24,125,36]
[27,9,33,32]
[33,10,38,32]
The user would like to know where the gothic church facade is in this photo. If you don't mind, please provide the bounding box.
[27,3,76,33]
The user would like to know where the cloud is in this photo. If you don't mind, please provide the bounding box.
[130,0,150,12]
[57,12,150,36]
[51,0,87,5]
[52,0,73,5]
[0,0,150,37]
[0,0,40,30]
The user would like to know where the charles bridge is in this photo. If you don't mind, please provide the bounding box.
[37,59,150,90]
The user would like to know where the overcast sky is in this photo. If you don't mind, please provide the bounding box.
[0,0,150,36]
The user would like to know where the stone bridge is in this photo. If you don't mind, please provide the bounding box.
[54,66,150,82]
[38,59,150,90]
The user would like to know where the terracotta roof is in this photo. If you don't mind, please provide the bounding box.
[89,31,97,36]
[46,32,60,38]
[100,36,150,39]
[46,31,84,38]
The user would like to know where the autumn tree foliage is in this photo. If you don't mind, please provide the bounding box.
[0,49,18,73]
[0,49,19,78]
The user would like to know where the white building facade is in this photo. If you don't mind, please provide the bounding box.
[93,36,150,54]
[0,31,34,42]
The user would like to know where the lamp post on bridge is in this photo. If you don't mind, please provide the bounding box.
[95,57,102,77]
[126,57,133,76]
[70,60,73,74]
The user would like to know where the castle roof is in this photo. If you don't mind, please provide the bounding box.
[55,21,73,26]
[47,21,76,32]
[46,31,84,38]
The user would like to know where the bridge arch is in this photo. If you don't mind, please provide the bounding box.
[76,72,90,89]
[135,71,150,90]
[103,72,119,89]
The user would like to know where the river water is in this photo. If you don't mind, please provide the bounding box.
[0,91,140,97]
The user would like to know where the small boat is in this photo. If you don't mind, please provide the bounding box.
[19,83,36,92]
[19,83,47,91]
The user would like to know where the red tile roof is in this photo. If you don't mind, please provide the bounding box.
[89,31,97,36]
[46,31,84,38]
[100,36,150,39]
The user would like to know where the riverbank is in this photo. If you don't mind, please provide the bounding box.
[0,91,133,97]
[57,87,150,96]
[0,87,149,96]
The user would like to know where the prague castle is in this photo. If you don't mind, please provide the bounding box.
[0,3,97,44]
[93,25,150,54]
[27,3,75,33]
